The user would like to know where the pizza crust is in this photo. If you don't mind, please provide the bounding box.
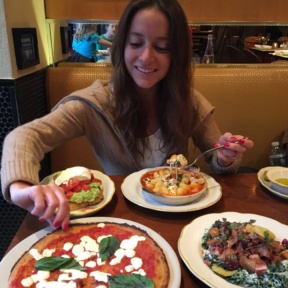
[9,222,170,288]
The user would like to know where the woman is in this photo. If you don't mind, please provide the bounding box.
[1,0,253,230]
[71,24,112,62]
[96,23,117,51]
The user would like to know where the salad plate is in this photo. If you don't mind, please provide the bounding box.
[41,169,115,217]
[178,212,288,288]
[121,167,222,212]
[0,217,181,288]
[257,166,288,200]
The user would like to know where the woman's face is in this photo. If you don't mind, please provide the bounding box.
[124,8,171,91]
[107,24,116,36]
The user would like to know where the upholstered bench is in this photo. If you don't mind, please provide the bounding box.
[46,63,288,174]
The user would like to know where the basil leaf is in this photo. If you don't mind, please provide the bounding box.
[35,256,83,271]
[99,236,120,261]
[108,274,154,288]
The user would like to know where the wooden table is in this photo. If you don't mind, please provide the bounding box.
[4,173,288,287]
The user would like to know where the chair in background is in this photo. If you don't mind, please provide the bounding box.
[244,36,258,50]
[226,45,245,63]
[217,26,244,61]
[244,49,262,63]
[277,36,288,45]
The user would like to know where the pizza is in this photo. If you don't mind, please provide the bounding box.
[8,221,170,288]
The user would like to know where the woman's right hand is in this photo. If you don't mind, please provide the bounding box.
[9,182,70,230]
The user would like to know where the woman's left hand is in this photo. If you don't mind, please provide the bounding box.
[215,132,254,167]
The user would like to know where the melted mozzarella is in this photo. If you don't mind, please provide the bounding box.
[121,235,146,250]
[55,166,91,186]
[125,265,134,272]
[131,257,143,270]
[81,235,99,252]
[22,223,149,287]
[166,154,188,166]
[90,271,111,283]
[63,242,73,251]
[85,260,97,268]
[21,277,34,287]
[133,268,146,276]
[29,248,55,261]
[109,248,125,265]
[59,269,88,280]
[21,271,50,287]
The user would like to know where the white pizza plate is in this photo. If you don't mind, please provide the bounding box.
[178,211,288,288]
[41,169,115,217]
[258,166,288,200]
[0,217,180,288]
[121,167,222,212]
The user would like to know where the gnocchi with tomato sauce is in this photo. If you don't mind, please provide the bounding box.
[140,168,206,196]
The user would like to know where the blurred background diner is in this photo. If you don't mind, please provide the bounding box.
[70,23,113,62]
[67,23,288,64]
[191,25,288,64]
[96,23,117,50]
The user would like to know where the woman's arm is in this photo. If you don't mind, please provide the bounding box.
[1,100,90,228]
[98,37,113,48]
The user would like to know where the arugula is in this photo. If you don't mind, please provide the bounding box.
[108,274,154,288]
[35,256,83,271]
[99,236,120,262]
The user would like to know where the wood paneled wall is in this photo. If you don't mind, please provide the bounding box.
[45,0,288,23]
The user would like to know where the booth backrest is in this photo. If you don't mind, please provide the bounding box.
[46,63,288,174]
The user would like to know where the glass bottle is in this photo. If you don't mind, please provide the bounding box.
[202,34,214,64]
[269,141,286,166]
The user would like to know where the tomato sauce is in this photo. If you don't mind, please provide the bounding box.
[11,223,158,288]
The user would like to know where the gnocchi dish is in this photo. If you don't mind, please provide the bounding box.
[140,168,206,197]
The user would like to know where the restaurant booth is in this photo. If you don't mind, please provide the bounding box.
[1,1,288,286]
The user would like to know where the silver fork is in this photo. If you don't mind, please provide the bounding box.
[181,137,248,169]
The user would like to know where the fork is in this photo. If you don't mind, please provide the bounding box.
[181,137,248,169]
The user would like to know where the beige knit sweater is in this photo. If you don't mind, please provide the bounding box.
[1,80,239,201]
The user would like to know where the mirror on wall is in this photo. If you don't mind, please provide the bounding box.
[192,25,288,63]
[47,19,288,65]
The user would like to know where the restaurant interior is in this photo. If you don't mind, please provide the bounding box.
[1,0,288,287]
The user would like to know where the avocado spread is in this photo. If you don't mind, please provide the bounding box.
[69,183,101,203]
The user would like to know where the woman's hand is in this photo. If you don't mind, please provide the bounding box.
[215,132,254,167]
[9,182,70,230]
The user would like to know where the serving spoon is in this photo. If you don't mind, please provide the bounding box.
[181,137,248,170]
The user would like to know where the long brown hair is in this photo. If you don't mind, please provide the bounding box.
[111,0,196,157]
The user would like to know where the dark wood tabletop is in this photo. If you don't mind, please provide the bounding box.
[4,173,288,287]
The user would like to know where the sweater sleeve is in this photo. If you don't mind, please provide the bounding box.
[1,100,89,201]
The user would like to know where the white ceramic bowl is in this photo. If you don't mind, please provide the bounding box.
[283,50,288,56]
[140,168,207,206]
[266,168,288,195]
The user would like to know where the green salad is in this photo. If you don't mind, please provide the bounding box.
[202,218,288,287]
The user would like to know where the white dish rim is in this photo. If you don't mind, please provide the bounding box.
[257,166,288,200]
[121,167,222,212]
